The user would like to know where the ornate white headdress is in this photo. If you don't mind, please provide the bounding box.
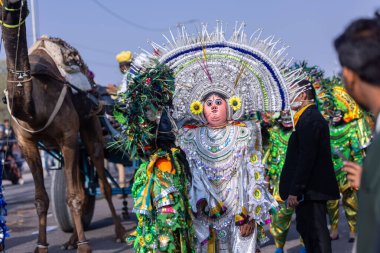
[132,21,304,124]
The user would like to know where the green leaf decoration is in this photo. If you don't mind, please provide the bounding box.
[111,61,175,160]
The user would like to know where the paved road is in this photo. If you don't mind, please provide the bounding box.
[3,172,354,253]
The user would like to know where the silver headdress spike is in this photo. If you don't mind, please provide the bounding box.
[150,41,168,52]
[162,34,174,49]
[139,47,154,58]
[169,28,177,46]
[269,39,281,57]
[285,68,303,80]
[220,20,225,41]
[273,46,289,62]
[231,21,239,42]
[285,57,294,68]
[253,28,263,45]
[193,24,201,43]
[216,20,220,40]
[263,35,274,45]
[202,23,211,41]
[239,22,246,43]
[249,28,261,45]
[176,24,182,45]
[185,28,190,44]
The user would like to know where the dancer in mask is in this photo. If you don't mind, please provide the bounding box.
[114,62,195,252]
[321,77,372,242]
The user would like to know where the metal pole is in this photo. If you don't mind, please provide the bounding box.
[30,0,37,43]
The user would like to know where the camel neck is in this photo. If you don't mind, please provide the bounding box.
[1,2,35,120]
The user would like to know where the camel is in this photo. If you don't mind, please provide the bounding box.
[0,0,127,252]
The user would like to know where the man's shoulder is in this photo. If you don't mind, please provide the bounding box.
[298,106,327,129]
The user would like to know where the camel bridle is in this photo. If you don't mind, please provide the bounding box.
[1,0,69,134]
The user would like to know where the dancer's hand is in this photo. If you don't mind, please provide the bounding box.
[240,220,255,237]
[343,161,362,191]
[286,195,299,208]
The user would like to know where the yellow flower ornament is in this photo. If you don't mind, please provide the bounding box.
[228,96,242,111]
[190,101,203,115]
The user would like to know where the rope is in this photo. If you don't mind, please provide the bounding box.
[4,84,68,134]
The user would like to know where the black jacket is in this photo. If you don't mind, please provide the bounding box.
[279,105,340,201]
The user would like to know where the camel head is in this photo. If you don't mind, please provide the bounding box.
[0,0,34,120]
[0,0,29,28]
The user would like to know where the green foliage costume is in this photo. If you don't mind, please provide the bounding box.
[113,60,195,252]
[128,148,195,252]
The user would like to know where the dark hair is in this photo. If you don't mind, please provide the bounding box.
[201,92,227,102]
[297,79,316,101]
[334,11,380,85]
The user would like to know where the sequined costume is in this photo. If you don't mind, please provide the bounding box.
[128,148,195,252]
[327,120,365,234]
[266,125,292,201]
[264,125,295,249]
[178,122,276,252]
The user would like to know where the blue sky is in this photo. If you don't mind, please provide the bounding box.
[1,0,379,86]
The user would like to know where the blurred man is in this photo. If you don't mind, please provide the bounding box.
[335,12,380,253]
[280,80,340,253]
[107,50,133,96]
[3,119,14,139]
[106,50,133,197]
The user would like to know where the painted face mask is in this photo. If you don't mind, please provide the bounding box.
[279,111,293,129]
[332,110,344,126]
[203,94,228,127]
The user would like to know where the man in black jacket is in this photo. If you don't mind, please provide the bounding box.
[280,80,340,253]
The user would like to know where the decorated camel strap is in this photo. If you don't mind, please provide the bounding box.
[4,83,68,133]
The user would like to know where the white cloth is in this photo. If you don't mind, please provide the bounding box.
[29,39,92,93]
[376,113,380,134]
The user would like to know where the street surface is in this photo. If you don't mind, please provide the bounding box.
[3,171,354,253]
